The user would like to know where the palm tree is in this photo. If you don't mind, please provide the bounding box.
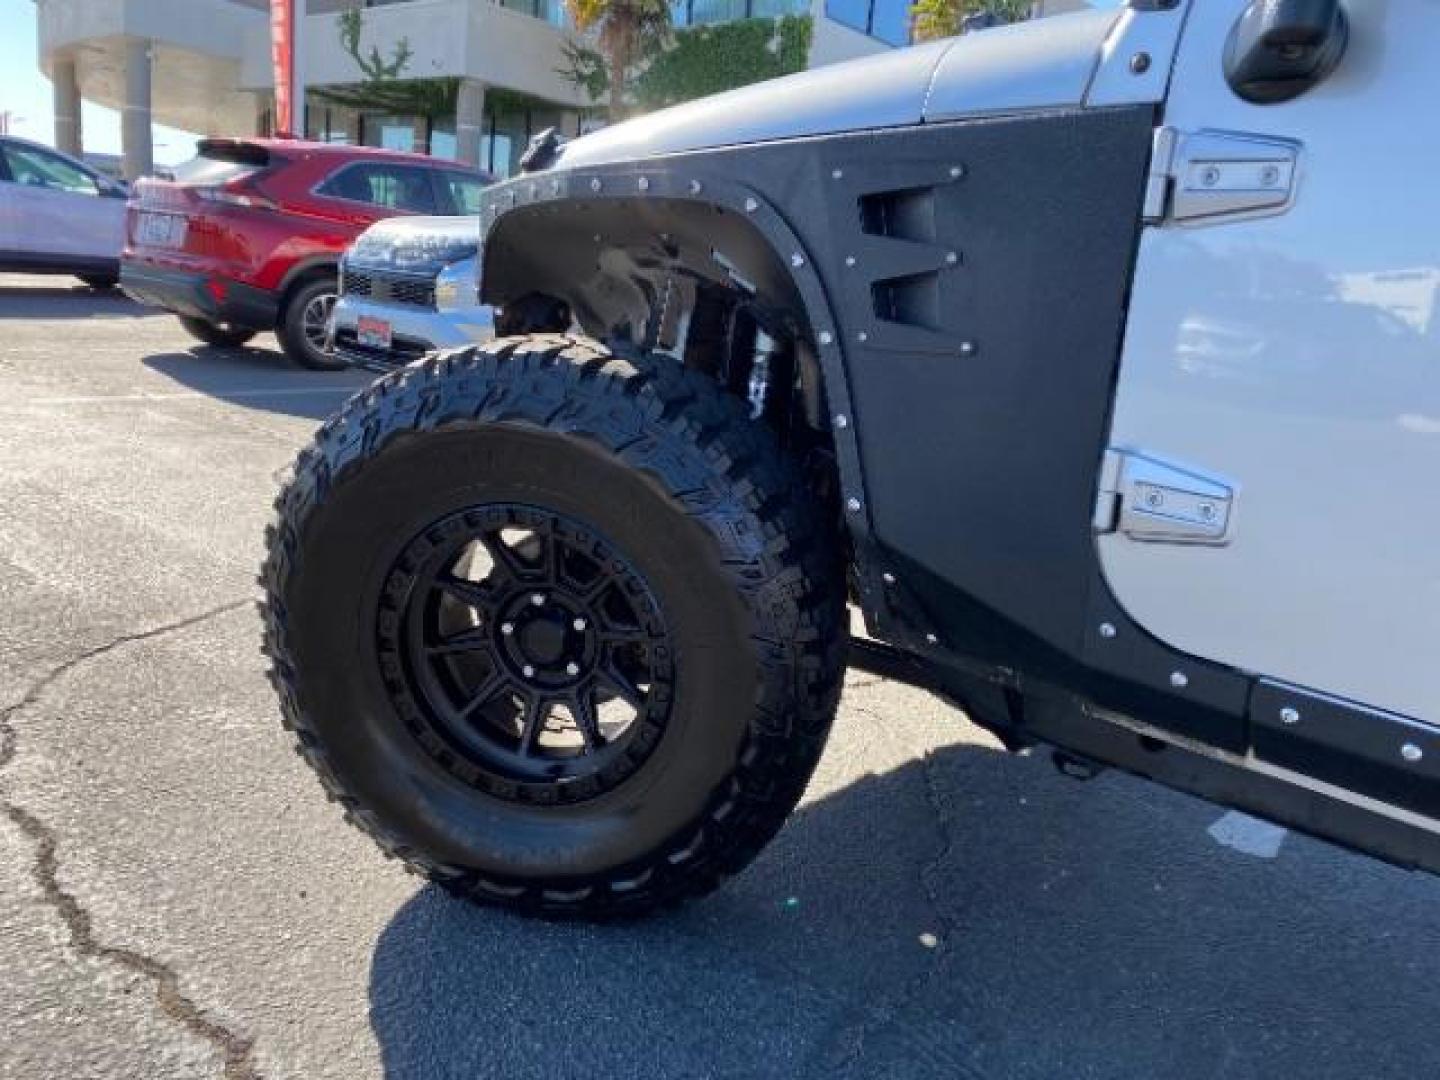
[911,0,1032,43]
[565,0,672,122]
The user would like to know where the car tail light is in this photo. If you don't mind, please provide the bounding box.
[194,178,278,211]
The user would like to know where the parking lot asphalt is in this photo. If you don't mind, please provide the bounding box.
[0,274,1437,1080]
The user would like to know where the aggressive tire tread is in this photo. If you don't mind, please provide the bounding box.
[260,334,846,918]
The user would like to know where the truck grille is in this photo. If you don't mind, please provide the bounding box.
[342,268,437,309]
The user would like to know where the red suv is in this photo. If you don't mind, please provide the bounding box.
[121,138,489,369]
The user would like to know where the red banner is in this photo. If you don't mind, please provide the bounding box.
[271,0,295,135]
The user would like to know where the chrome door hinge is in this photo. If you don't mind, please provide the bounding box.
[1144,127,1300,225]
[1094,448,1236,545]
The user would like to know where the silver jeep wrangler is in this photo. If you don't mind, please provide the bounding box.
[262,0,1440,918]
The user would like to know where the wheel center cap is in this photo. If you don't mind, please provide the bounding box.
[520,617,567,664]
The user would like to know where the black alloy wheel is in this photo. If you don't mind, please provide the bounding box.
[388,504,673,804]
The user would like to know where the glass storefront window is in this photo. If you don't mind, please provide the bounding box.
[670,0,808,24]
[501,0,567,25]
[868,0,910,45]
[824,0,910,45]
[430,128,458,161]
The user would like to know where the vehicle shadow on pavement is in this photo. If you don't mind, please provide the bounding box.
[142,349,374,421]
[0,284,149,320]
[366,741,1440,1080]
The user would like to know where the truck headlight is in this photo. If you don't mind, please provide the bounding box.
[434,257,480,312]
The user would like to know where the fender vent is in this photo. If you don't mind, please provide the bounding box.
[856,185,945,330]
[859,186,937,242]
[872,273,940,331]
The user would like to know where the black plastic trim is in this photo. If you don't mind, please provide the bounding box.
[119,262,279,328]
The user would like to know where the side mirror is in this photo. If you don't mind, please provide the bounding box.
[1224,0,1349,105]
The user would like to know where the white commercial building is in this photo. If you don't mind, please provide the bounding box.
[35,0,1089,179]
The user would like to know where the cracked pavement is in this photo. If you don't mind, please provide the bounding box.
[1,276,1438,1079]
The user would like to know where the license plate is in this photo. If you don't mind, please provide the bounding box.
[136,212,186,249]
[357,315,393,350]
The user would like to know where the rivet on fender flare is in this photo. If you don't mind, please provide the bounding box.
[744,197,758,212]
[846,497,862,513]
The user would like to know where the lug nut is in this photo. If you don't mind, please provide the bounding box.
[531,593,546,606]
[501,622,515,635]
[566,662,581,676]
[573,617,587,631]
[522,665,536,678]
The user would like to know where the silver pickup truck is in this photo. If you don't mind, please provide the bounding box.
[327,214,493,370]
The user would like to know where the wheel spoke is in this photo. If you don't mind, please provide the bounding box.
[599,623,650,646]
[458,664,511,720]
[571,690,602,752]
[598,661,646,710]
[479,531,530,583]
[436,573,499,614]
[516,695,550,757]
[426,627,492,657]
[575,571,610,604]
[540,522,565,588]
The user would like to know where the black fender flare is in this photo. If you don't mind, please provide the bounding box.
[477,165,887,614]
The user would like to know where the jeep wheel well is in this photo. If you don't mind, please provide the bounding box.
[482,197,831,449]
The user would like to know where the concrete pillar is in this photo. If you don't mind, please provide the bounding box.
[53,54,83,157]
[121,38,154,181]
[455,79,486,166]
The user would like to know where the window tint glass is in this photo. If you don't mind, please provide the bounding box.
[439,170,487,215]
[3,145,99,195]
[319,163,437,212]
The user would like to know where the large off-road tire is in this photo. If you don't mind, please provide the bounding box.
[178,315,256,349]
[276,276,344,370]
[261,335,847,918]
